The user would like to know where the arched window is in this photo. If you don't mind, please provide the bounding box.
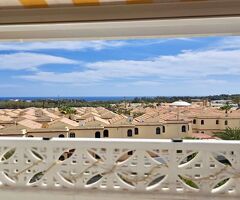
[134,128,139,135]
[201,120,204,125]
[69,132,75,138]
[127,129,133,137]
[193,119,196,124]
[162,126,165,133]
[103,130,109,138]
[156,127,161,135]
[225,120,228,125]
[59,134,65,138]
[182,125,186,133]
[95,131,101,138]
[216,120,219,125]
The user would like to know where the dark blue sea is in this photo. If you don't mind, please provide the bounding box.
[0,96,137,102]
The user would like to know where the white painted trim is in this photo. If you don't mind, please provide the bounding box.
[0,187,237,200]
[0,17,240,41]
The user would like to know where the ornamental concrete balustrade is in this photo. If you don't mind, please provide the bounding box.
[0,138,240,200]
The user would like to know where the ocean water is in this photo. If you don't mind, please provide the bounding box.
[0,96,136,102]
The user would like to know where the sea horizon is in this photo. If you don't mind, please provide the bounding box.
[0,96,139,102]
[0,94,238,102]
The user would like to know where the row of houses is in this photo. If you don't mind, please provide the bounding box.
[0,102,240,139]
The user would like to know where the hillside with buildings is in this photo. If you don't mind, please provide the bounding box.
[0,99,240,139]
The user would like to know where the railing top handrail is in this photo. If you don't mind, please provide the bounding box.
[0,137,239,146]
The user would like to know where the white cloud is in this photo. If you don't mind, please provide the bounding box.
[0,41,127,51]
[131,81,163,86]
[20,71,104,84]
[0,38,195,52]
[114,80,163,88]
[0,52,77,70]
[188,79,228,85]
[0,84,22,88]
[205,36,240,51]
[19,48,240,84]
[87,49,240,77]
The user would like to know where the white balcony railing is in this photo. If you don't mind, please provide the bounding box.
[0,138,240,199]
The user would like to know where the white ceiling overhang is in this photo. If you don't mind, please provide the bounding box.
[0,0,240,40]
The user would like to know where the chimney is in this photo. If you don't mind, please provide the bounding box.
[128,116,133,123]
[79,120,85,126]
[22,129,27,136]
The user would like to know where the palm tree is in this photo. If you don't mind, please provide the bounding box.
[213,127,240,140]
[220,102,233,115]
[232,97,240,108]
[59,106,77,119]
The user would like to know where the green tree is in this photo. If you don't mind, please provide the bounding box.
[220,102,233,114]
[232,97,240,108]
[59,106,77,119]
[213,127,240,140]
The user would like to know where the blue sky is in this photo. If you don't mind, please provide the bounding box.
[0,36,240,97]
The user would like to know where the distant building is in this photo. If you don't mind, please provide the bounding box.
[210,100,238,108]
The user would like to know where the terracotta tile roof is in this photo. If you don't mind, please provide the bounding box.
[190,133,217,139]
[0,115,13,122]
[100,111,117,119]
[80,112,101,119]
[42,109,60,119]
[22,114,38,121]
[60,118,79,127]
[109,114,128,124]
[18,119,42,129]
[0,110,5,114]
[84,116,110,125]
[136,106,240,122]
